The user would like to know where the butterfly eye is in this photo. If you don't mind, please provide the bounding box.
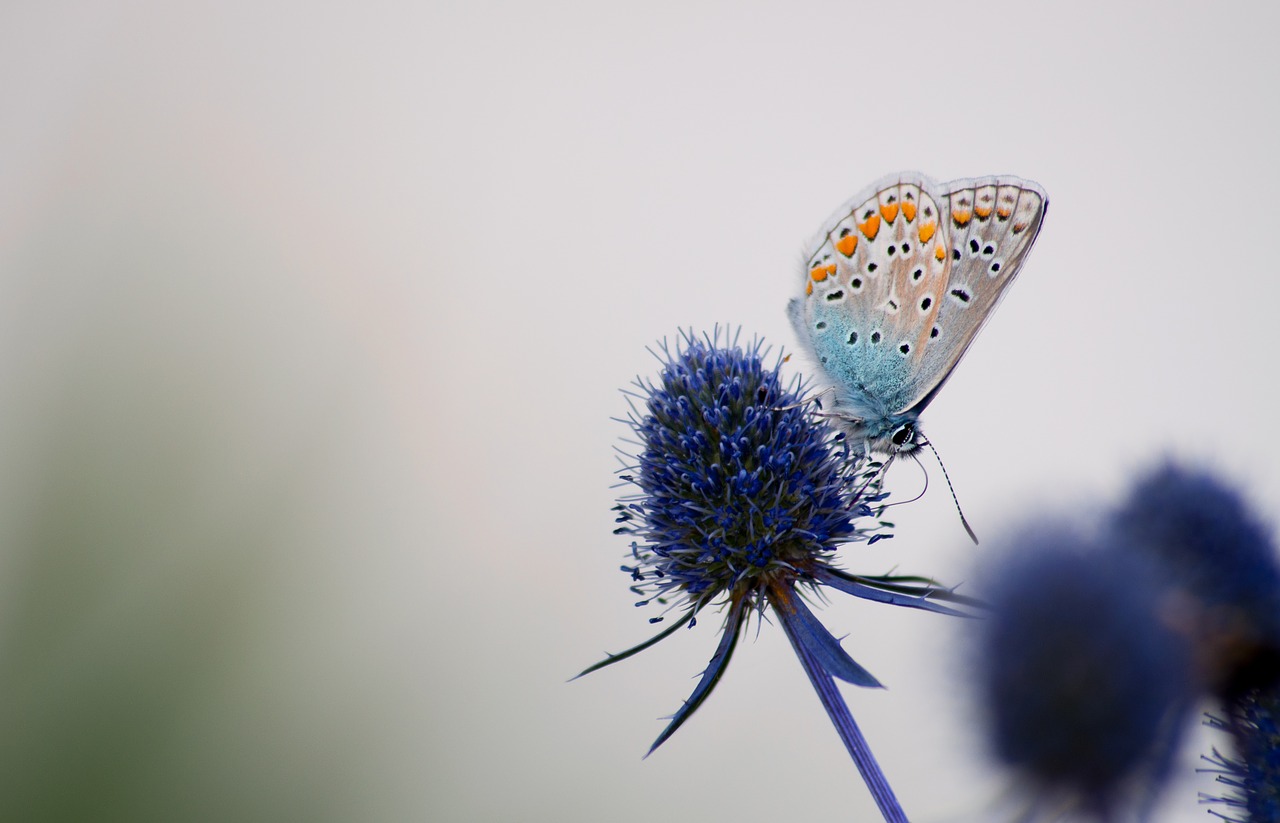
[891,423,915,447]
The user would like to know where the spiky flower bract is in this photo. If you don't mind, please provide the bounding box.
[578,329,976,823]
[1204,691,1280,823]
[973,526,1194,820]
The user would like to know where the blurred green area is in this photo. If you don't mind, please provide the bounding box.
[0,173,428,821]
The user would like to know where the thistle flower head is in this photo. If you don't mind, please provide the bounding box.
[1112,464,1280,822]
[1112,463,1280,696]
[974,526,1194,819]
[615,328,876,611]
[579,329,975,821]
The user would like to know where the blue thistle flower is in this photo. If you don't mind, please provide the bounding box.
[973,526,1195,819]
[578,329,976,822]
[1109,464,1280,822]
[1111,463,1280,698]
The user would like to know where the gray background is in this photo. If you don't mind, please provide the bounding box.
[2,1,1277,821]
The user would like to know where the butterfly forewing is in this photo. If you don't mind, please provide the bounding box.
[793,174,953,418]
[880,182,951,361]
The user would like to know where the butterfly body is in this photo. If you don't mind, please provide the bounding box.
[788,172,1047,454]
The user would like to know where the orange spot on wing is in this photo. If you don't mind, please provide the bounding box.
[901,201,916,222]
[974,205,993,219]
[879,203,899,223]
[859,214,881,240]
[934,245,945,261]
[952,209,971,226]
[809,264,836,282]
[917,221,936,244]
[806,281,813,295]
[836,235,858,256]
[1012,221,1028,233]
[997,206,1012,219]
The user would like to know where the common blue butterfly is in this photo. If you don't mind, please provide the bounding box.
[788,172,1047,455]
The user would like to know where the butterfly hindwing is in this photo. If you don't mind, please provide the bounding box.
[902,176,1047,414]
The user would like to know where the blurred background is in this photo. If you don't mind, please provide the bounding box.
[2,1,1278,820]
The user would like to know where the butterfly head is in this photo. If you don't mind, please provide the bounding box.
[841,412,923,456]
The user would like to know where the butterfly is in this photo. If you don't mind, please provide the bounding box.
[788,172,1047,456]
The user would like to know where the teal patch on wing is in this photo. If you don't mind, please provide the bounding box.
[808,302,913,416]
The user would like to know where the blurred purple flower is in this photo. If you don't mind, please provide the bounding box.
[1109,464,1280,821]
[974,525,1194,819]
[1112,463,1280,698]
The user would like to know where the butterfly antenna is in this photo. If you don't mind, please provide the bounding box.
[920,437,979,545]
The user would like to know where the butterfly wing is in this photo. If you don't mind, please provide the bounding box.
[899,176,1048,415]
[787,172,953,428]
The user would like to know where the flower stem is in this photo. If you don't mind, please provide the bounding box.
[780,608,908,822]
